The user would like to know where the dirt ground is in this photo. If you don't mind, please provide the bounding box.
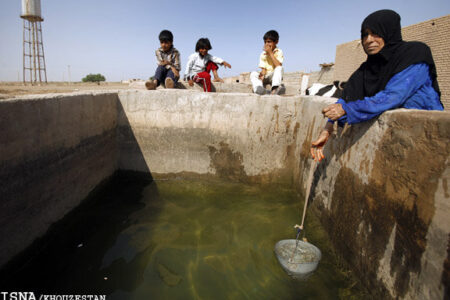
[0,82,135,99]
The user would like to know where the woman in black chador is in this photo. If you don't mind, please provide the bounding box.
[311,9,443,161]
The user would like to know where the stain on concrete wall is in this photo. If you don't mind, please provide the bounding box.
[317,112,450,299]
[208,142,246,182]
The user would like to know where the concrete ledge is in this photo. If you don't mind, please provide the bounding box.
[129,80,254,93]
[129,80,301,95]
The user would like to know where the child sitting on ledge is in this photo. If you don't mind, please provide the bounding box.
[250,30,285,95]
[146,30,181,90]
[184,38,231,92]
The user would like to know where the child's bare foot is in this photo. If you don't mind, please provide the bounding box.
[165,77,174,88]
[145,80,157,90]
[213,78,224,83]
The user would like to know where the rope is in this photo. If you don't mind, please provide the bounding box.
[294,160,317,234]
[288,160,317,262]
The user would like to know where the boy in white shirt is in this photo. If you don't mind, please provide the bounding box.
[250,30,285,95]
[184,38,231,92]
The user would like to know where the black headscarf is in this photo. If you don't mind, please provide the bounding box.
[342,9,441,105]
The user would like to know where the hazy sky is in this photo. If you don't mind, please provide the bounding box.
[0,0,449,82]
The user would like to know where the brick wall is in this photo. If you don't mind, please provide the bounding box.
[308,66,335,85]
[334,14,450,109]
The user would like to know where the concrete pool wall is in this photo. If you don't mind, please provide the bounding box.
[1,89,449,299]
[0,92,118,270]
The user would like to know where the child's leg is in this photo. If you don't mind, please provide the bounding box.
[271,66,283,88]
[166,69,178,84]
[164,69,178,88]
[206,61,223,82]
[193,71,212,92]
[206,61,218,73]
[264,71,274,87]
[154,65,168,86]
[146,65,167,90]
[250,71,264,93]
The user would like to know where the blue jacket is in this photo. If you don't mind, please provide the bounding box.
[333,63,443,125]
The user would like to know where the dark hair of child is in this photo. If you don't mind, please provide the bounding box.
[195,38,212,52]
[263,30,279,42]
[159,30,173,42]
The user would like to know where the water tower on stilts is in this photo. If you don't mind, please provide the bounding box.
[20,0,47,85]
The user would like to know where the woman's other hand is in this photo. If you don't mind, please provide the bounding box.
[310,122,334,162]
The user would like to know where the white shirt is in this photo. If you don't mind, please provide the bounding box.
[184,52,224,79]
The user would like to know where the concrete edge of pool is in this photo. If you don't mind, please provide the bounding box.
[0,89,449,299]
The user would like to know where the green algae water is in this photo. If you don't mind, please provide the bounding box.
[0,173,367,299]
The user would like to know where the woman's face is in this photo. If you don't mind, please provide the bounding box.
[362,29,385,55]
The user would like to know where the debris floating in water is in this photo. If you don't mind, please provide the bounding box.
[157,262,182,286]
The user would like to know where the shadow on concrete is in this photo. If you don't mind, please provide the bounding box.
[175,82,187,89]
[308,119,376,205]
[116,97,154,174]
[174,81,217,92]
[0,171,163,294]
[0,96,167,294]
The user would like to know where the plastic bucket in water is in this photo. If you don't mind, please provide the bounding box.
[274,239,322,279]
